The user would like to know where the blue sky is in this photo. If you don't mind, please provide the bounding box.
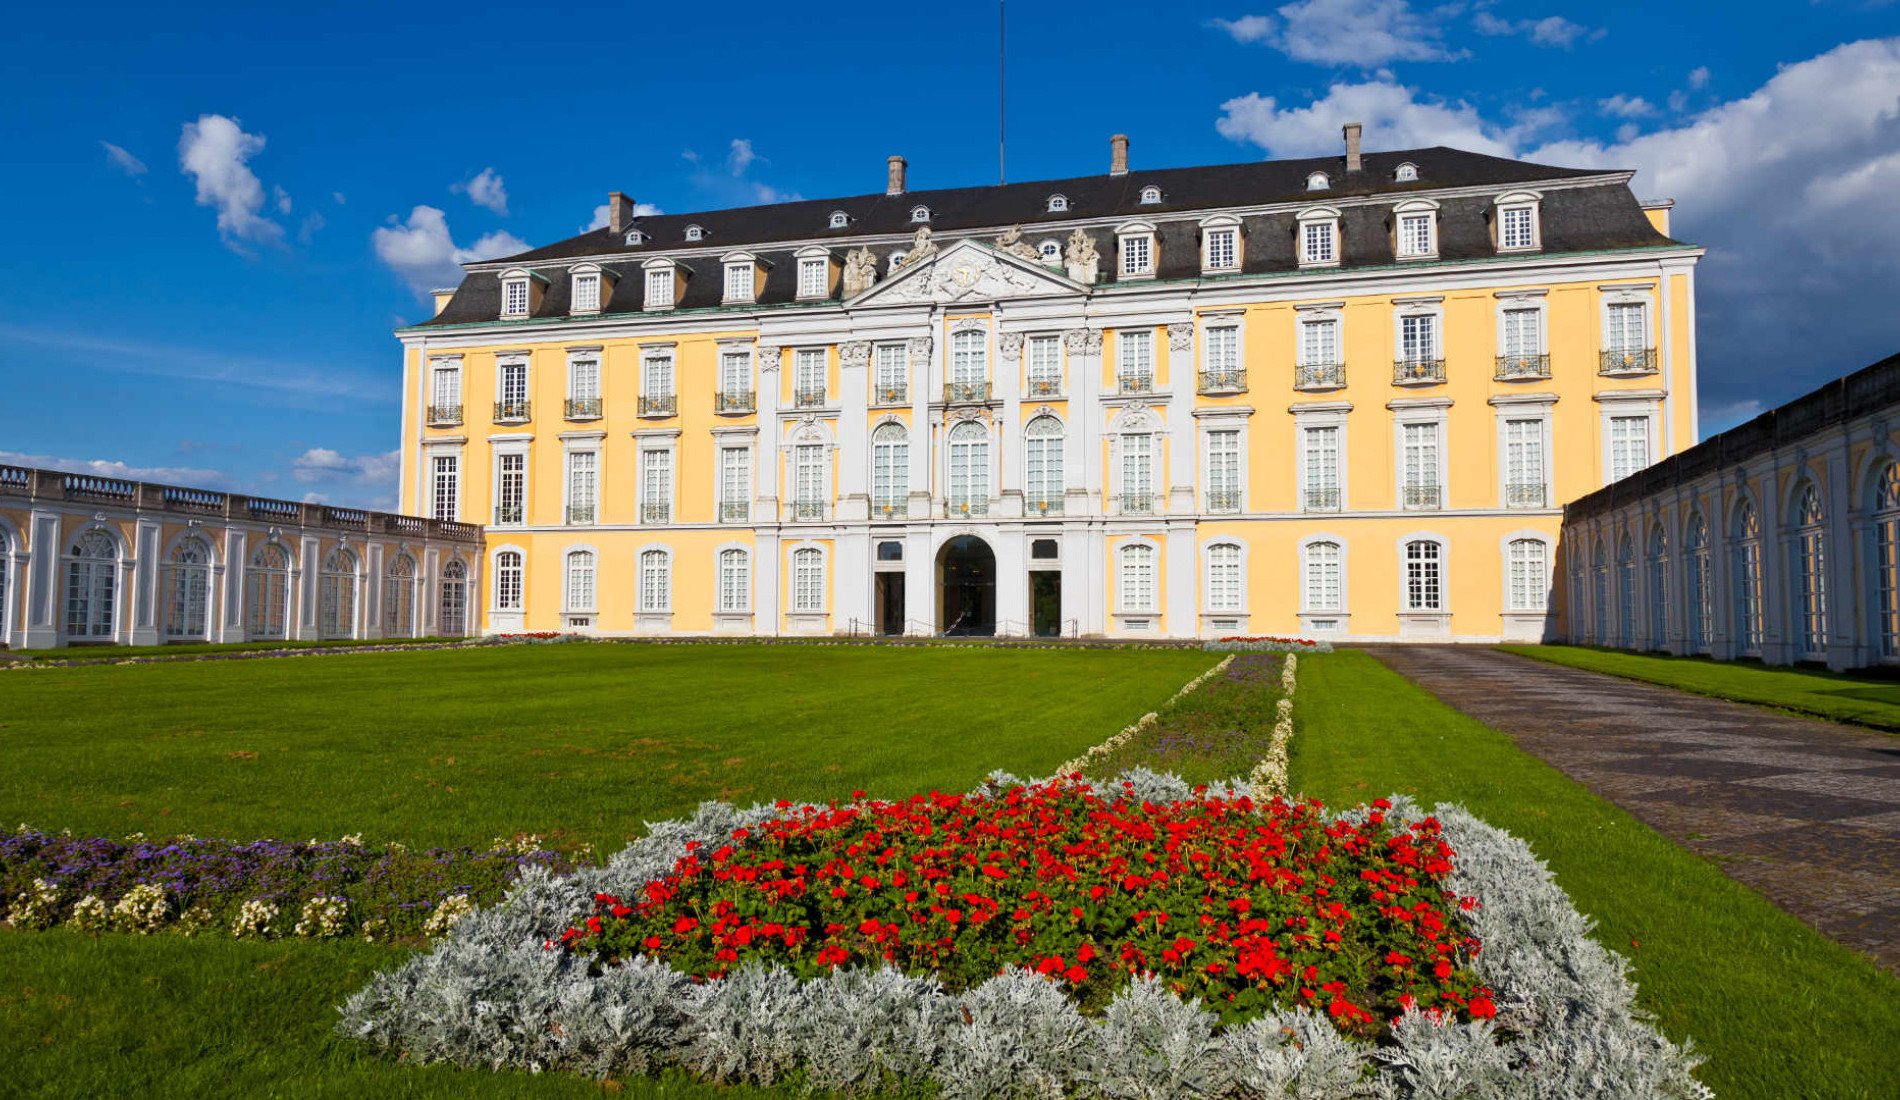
[4,1,1899,509]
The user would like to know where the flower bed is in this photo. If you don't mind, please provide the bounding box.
[2,828,575,943]
[1203,635,1333,654]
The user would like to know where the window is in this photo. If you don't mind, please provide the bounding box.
[1024,416,1064,513]
[1401,422,1442,509]
[1302,425,1340,511]
[1686,513,1712,652]
[1395,162,1419,182]
[719,548,750,613]
[1503,418,1546,507]
[1499,307,1544,376]
[1306,172,1329,191]
[1590,540,1609,643]
[1300,218,1337,265]
[1206,429,1240,512]
[1498,203,1539,250]
[565,550,596,612]
[720,446,751,522]
[911,205,931,223]
[1297,317,1342,388]
[1507,539,1548,612]
[497,360,528,420]
[565,450,597,525]
[1397,212,1434,258]
[950,330,988,386]
[1878,465,1900,658]
[1118,329,1153,392]
[1119,544,1156,612]
[502,277,529,317]
[1205,227,1238,270]
[318,547,356,638]
[639,549,670,612]
[792,547,825,612]
[440,559,468,636]
[685,224,704,242]
[1648,525,1669,646]
[947,420,989,516]
[888,250,908,272]
[1794,483,1827,657]
[1404,540,1442,611]
[1047,194,1068,212]
[874,343,908,403]
[245,543,291,639]
[644,267,672,309]
[573,271,601,313]
[1140,185,1162,204]
[1617,534,1637,647]
[1201,325,1241,393]
[716,349,752,412]
[1037,240,1061,265]
[641,449,672,523]
[1603,301,1650,372]
[1120,233,1153,276]
[1031,539,1058,560]
[494,549,524,611]
[871,422,908,516]
[65,530,117,639]
[794,348,827,405]
[1733,501,1763,653]
[431,453,459,520]
[794,442,825,518]
[1304,541,1342,611]
[1399,313,1437,364]
[798,257,828,299]
[723,261,754,302]
[1608,415,1651,483]
[1207,543,1243,612]
[429,362,462,423]
[879,541,906,562]
[1121,432,1153,514]
[163,536,213,640]
[829,210,849,229]
[495,453,525,524]
[568,356,601,417]
[382,552,415,638]
[1026,335,1061,395]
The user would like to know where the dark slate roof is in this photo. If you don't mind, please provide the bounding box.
[418,146,1685,329]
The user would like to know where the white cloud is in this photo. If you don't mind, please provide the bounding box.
[454,167,509,215]
[1473,12,1598,48]
[371,205,531,297]
[584,200,663,233]
[0,323,392,404]
[1209,15,1276,44]
[1216,80,1519,158]
[100,142,146,177]
[1599,94,1656,118]
[333,191,347,204]
[0,449,226,487]
[291,448,400,485]
[1215,0,1461,66]
[177,114,284,250]
[727,138,759,175]
[298,211,326,244]
[1688,65,1711,90]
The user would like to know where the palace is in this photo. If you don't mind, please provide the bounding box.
[399,128,1702,640]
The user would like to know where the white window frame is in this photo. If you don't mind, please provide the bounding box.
[1139,185,1163,204]
[1502,533,1553,613]
[1392,402,1450,511]
[790,543,828,614]
[1025,334,1063,396]
[871,420,910,516]
[1046,194,1068,213]
[642,260,675,311]
[429,450,460,521]
[910,205,931,223]
[490,545,525,612]
[1298,533,1349,621]
[795,248,830,300]
[491,445,528,526]
[714,434,755,524]
[716,545,752,614]
[1393,199,1438,260]
[1199,417,1248,514]
[562,545,598,614]
[1201,215,1241,273]
[1399,535,1449,613]
[567,350,601,408]
[944,418,992,516]
[1200,312,1243,391]
[1036,240,1062,265]
[1022,415,1065,512]
[1392,299,1445,367]
[684,224,705,242]
[571,264,605,314]
[495,354,530,411]
[1297,207,1340,268]
[1116,221,1156,278]
[722,254,759,304]
[500,274,530,318]
[638,546,673,614]
[1394,162,1419,182]
[1116,539,1159,614]
[1597,394,1661,487]
[1293,403,1348,514]
[1495,191,1543,252]
[1295,303,1345,388]
[428,357,462,420]
[563,445,600,526]
[1201,538,1249,616]
[1117,328,1155,393]
[638,442,675,524]
[1491,393,1554,509]
[828,210,849,229]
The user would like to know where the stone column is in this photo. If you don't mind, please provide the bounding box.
[755,529,780,635]
[757,348,783,521]
[297,533,323,639]
[21,510,61,648]
[220,527,249,642]
[995,525,1026,636]
[998,332,1024,518]
[129,518,161,646]
[1165,323,1197,513]
[1166,521,1196,638]
[905,526,934,634]
[838,341,871,521]
[1823,446,1858,670]
[363,541,386,639]
[1066,329,1101,516]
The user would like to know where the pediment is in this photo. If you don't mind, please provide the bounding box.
[848,239,1086,307]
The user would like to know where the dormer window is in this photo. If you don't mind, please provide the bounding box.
[1046,194,1068,213]
[643,259,677,311]
[1037,240,1061,265]
[795,247,831,300]
[1296,208,1341,268]
[498,268,544,319]
[1393,200,1439,260]
[1200,214,1241,273]
[722,252,760,304]
[1139,185,1162,204]
[1394,162,1419,183]
[1495,191,1543,252]
[828,210,850,229]
[1116,221,1156,278]
[888,250,908,272]
[570,263,611,314]
[624,229,648,245]
[684,224,705,242]
[1306,172,1331,191]
[910,205,931,223]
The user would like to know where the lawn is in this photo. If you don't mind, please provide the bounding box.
[1500,644,1900,732]
[1292,650,1900,1100]
[3,635,468,662]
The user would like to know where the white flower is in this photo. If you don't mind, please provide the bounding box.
[294,895,349,938]
[111,883,170,934]
[231,899,280,939]
[7,878,61,929]
[68,895,110,933]
[424,894,476,938]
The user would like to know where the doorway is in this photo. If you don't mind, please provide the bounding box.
[1031,571,1062,637]
[936,535,996,636]
[875,572,906,635]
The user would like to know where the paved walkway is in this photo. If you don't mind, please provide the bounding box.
[1363,645,1900,973]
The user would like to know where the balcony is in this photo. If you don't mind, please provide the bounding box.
[1294,362,1345,391]
[1026,376,1062,398]
[638,394,677,417]
[1506,481,1548,508]
[1197,369,1247,395]
[871,498,905,519]
[1304,487,1341,512]
[714,390,755,414]
[872,382,908,406]
[794,386,828,409]
[426,404,463,427]
[1118,372,1155,395]
[1024,496,1064,516]
[1599,348,1658,376]
[1401,484,1442,510]
[493,503,523,525]
[944,380,991,403]
[792,499,826,521]
[719,500,750,523]
[494,399,531,424]
[1118,492,1155,515]
[565,503,596,525]
[642,502,671,524]
[1205,488,1241,513]
[1495,354,1551,381]
[1393,359,1446,385]
[947,496,989,518]
[564,396,602,421]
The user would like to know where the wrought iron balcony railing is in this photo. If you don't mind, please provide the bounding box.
[714,390,755,413]
[493,503,524,525]
[871,498,905,519]
[1118,372,1155,395]
[564,503,595,525]
[642,502,671,524]
[1197,369,1247,395]
[1026,376,1062,397]
[1024,495,1064,516]
[1118,492,1155,515]
[1401,484,1442,510]
[1393,358,1446,385]
[1506,481,1548,508]
[1494,354,1551,381]
[1599,348,1658,376]
[1304,486,1341,512]
[794,386,828,408]
[944,380,991,403]
[1205,488,1241,512]
[1294,362,1346,390]
[719,500,750,523]
[494,400,531,423]
[564,396,602,420]
[638,394,677,417]
[947,497,989,518]
[792,499,826,521]
[872,383,908,405]
[426,404,463,426]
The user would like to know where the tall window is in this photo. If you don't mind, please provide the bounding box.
[720,350,752,409]
[639,550,670,612]
[1404,540,1442,611]
[1401,422,1442,509]
[574,272,601,313]
[1024,416,1064,513]
[495,453,525,525]
[950,330,988,391]
[1500,308,1543,374]
[1206,543,1243,612]
[66,530,117,640]
[1398,213,1434,257]
[947,420,989,516]
[1205,227,1237,270]
[440,560,468,636]
[494,550,524,611]
[1507,538,1547,612]
[1617,534,1637,648]
[874,344,908,403]
[792,547,824,613]
[1121,432,1153,514]
[1118,330,1153,392]
[163,536,212,640]
[1120,233,1152,276]
[1304,541,1342,612]
[245,543,290,639]
[1878,464,1900,659]
[1609,415,1651,483]
[565,451,597,525]
[1499,205,1537,250]
[795,349,826,405]
[1503,418,1545,507]
[564,550,596,612]
[502,278,528,317]
[1733,501,1763,653]
[1026,335,1061,395]
[720,446,751,522]
[1605,303,1647,353]
[798,257,827,298]
[1206,429,1240,512]
[724,262,753,302]
[498,360,528,418]
[1399,314,1437,364]
[569,356,600,413]
[1302,425,1340,512]
[644,267,672,309]
[1202,325,1240,390]
[1590,540,1609,644]
[1793,483,1827,657]
[1686,514,1711,652]
[1301,318,1340,366]
[719,548,750,613]
[641,450,672,523]
[383,552,415,637]
[793,443,825,518]
[642,351,675,413]
[429,363,461,421]
[431,454,459,520]
[1300,219,1336,265]
[319,547,357,638]
[1119,543,1156,612]
[871,422,909,516]
[1648,525,1669,646]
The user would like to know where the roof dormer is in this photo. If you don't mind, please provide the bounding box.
[1138,184,1163,205]
[827,210,851,230]
[497,267,548,319]
[641,257,683,311]
[910,205,931,223]
[1394,162,1420,183]
[1306,171,1331,191]
[794,245,837,301]
[721,250,767,304]
[623,228,649,246]
[1046,193,1069,213]
[684,224,705,242]
[569,262,616,315]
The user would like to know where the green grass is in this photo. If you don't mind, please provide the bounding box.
[0,643,1215,852]
[1500,644,1900,732]
[1291,650,1900,1100]
[3,636,469,661]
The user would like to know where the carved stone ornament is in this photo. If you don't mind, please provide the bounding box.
[1033,404,1059,419]
[998,332,1025,361]
[839,341,872,368]
[907,335,934,358]
[1167,323,1195,352]
[841,246,879,298]
[897,226,938,269]
[875,248,1057,306]
[950,406,985,422]
[757,347,783,372]
[951,316,988,333]
[994,225,1040,262]
[1064,227,1100,285]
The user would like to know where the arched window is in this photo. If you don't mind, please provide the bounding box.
[440,559,468,636]
[1647,524,1669,647]
[1686,512,1712,652]
[564,550,595,613]
[1306,171,1330,191]
[1405,539,1442,612]
[718,548,750,613]
[1303,541,1342,612]
[910,205,930,223]
[871,422,908,517]
[1037,240,1062,265]
[792,547,825,613]
[828,210,849,229]
[1590,539,1609,643]
[1793,483,1827,657]
[163,536,213,640]
[320,547,358,638]
[1139,185,1163,204]
[946,420,989,517]
[1024,416,1064,514]
[1119,543,1156,612]
[245,542,291,640]
[494,550,524,611]
[1617,533,1637,648]
[640,549,671,612]
[1395,162,1420,182]
[1046,194,1068,212]
[1875,463,1900,658]
[66,529,118,640]
[1206,542,1243,612]
[384,551,417,637]
[1733,501,1763,654]
[887,250,908,272]
[1506,538,1547,612]
[950,329,988,386]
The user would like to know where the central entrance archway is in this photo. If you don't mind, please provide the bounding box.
[936,535,996,636]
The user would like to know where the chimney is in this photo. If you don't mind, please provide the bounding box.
[887,156,907,196]
[1343,123,1363,174]
[607,191,634,234]
[1109,134,1129,177]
